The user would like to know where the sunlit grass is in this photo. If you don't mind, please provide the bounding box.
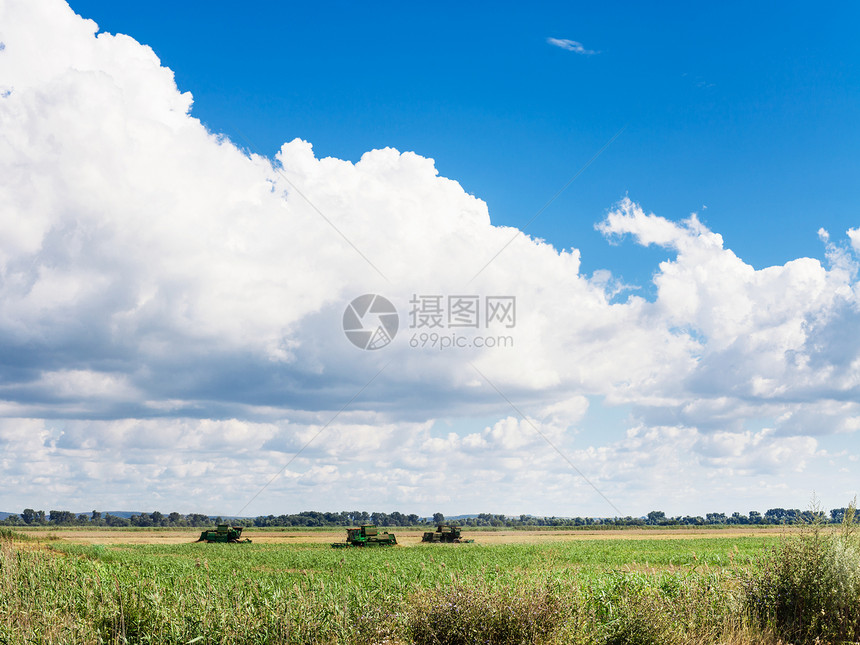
[0,529,834,644]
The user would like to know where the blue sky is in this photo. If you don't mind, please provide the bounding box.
[66,0,860,283]
[1,0,859,518]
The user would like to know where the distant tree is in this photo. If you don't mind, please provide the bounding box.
[48,510,75,525]
[18,505,842,530]
[765,508,788,524]
[129,514,150,527]
[800,509,825,524]
[646,510,666,525]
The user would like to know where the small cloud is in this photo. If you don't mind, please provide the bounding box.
[682,72,715,90]
[547,37,596,55]
[847,227,860,254]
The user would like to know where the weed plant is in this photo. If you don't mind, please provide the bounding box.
[744,499,860,644]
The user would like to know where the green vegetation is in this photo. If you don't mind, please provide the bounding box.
[3,506,860,644]
[744,502,860,643]
[0,530,784,644]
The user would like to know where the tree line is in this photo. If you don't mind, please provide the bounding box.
[2,507,858,528]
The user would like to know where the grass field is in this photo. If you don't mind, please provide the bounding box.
[1,525,858,644]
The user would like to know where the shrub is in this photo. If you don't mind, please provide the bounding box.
[744,505,860,643]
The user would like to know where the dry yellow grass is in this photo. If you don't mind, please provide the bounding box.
[18,525,792,546]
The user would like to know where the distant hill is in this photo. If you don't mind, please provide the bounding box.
[0,512,13,520]
[98,511,144,518]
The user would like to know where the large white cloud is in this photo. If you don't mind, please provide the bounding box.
[598,200,860,433]
[0,0,858,516]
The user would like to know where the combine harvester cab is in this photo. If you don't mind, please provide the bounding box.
[196,524,252,543]
[331,524,397,548]
[421,525,474,543]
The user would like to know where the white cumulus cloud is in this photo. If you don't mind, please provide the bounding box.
[547,37,597,55]
[0,0,858,516]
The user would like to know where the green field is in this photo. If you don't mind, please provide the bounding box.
[1,527,858,644]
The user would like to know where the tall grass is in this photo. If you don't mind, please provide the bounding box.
[0,528,826,645]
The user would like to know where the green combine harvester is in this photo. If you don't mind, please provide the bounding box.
[421,524,473,543]
[195,524,251,543]
[331,524,397,548]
